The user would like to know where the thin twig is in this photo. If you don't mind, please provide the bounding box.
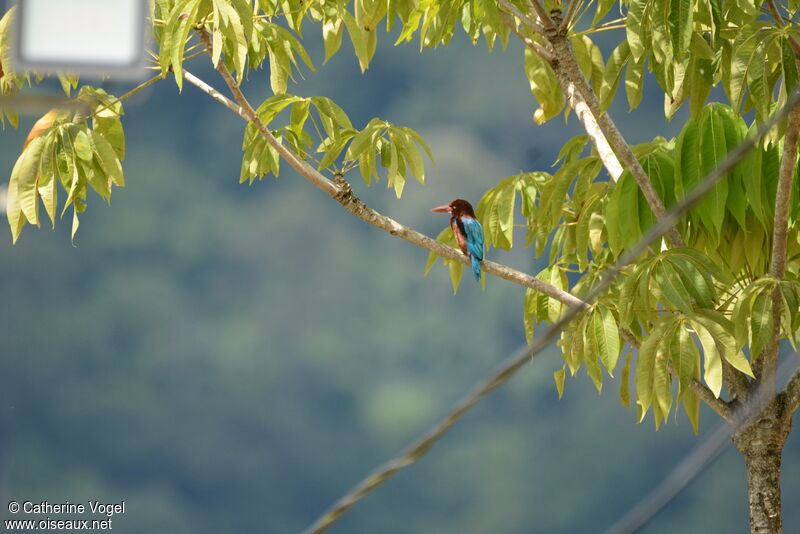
[195,27,339,196]
[88,72,164,120]
[496,0,548,37]
[560,0,581,33]
[500,13,554,62]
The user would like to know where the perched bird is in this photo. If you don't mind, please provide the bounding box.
[432,199,485,281]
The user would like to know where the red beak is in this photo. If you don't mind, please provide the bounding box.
[431,204,451,213]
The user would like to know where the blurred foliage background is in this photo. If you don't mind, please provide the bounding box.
[1,22,799,534]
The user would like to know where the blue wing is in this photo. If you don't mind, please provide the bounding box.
[461,217,484,261]
[461,216,484,280]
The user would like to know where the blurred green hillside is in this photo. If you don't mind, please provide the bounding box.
[1,25,798,534]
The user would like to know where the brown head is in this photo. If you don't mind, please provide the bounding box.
[430,199,477,218]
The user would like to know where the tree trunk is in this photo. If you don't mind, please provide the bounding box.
[732,396,792,533]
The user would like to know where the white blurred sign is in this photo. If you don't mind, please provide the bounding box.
[13,0,146,77]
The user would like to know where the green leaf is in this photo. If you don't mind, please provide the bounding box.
[625,54,646,110]
[729,28,762,112]
[524,46,565,124]
[593,0,617,26]
[682,388,700,434]
[477,176,516,251]
[342,9,373,72]
[523,288,537,345]
[554,367,566,400]
[668,0,693,61]
[38,136,58,227]
[449,259,463,294]
[626,0,652,62]
[11,135,47,229]
[697,106,729,241]
[654,259,694,314]
[71,205,80,242]
[690,31,715,60]
[73,130,93,161]
[424,226,456,276]
[547,267,567,324]
[689,318,722,397]
[90,130,125,187]
[589,305,621,376]
[668,256,714,309]
[395,130,425,183]
[670,323,698,394]
[620,349,632,406]
[344,119,381,161]
[749,291,774,361]
[653,337,673,421]
[636,318,670,422]
[694,308,754,377]
[600,40,631,112]
[322,16,344,64]
[163,0,201,90]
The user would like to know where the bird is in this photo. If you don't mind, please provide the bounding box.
[431,199,485,281]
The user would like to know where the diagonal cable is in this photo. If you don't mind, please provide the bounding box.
[300,88,800,534]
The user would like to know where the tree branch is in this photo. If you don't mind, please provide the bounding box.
[500,13,554,62]
[195,28,340,197]
[546,30,686,248]
[560,0,580,33]
[784,366,800,414]
[505,6,686,248]
[758,102,800,392]
[553,58,625,179]
[186,32,589,310]
[183,70,248,120]
[496,0,551,37]
[690,378,732,421]
[527,0,556,29]
[499,16,623,180]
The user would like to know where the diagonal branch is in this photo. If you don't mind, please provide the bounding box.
[188,29,588,310]
[195,28,339,197]
[758,104,800,391]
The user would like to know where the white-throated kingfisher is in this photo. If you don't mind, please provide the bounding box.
[432,199,485,281]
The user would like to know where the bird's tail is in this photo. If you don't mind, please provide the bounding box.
[471,256,481,281]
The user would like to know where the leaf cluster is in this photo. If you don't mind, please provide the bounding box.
[6,88,125,243]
